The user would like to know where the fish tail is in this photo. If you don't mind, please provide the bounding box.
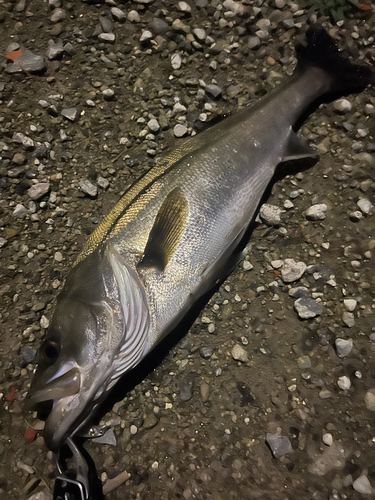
[296,26,374,95]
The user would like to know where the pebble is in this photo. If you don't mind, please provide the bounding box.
[143,414,158,429]
[344,299,357,312]
[337,376,351,391]
[342,311,355,328]
[248,36,261,50]
[200,347,213,359]
[180,374,195,401]
[281,259,306,283]
[102,89,115,100]
[147,118,160,133]
[97,176,109,190]
[193,28,206,41]
[98,33,116,43]
[171,53,182,70]
[12,152,26,165]
[353,475,373,495]
[200,382,209,403]
[335,338,353,358]
[27,183,50,201]
[305,203,328,221]
[174,124,188,138]
[7,50,45,74]
[231,344,249,363]
[46,39,64,60]
[259,204,282,225]
[178,1,192,13]
[140,30,153,43]
[99,16,113,34]
[349,210,363,222]
[322,433,333,446]
[357,198,373,215]
[61,108,78,121]
[266,433,292,459]
[13,204,28,219]
[205,84,222,99]
[21,345,37,364]
[50,7,66,23]
[111,7,126,22]
[294,297,323,319]
[333,99,352,113]
[364,389,375,411]
[79,180,98,198]
[127,10,141,23]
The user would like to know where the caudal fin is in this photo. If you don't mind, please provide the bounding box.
[297,26,374,95]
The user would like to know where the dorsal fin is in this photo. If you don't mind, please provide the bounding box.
[138,187,188,271]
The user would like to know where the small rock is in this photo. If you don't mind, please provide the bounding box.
[12,153,26,165]
[349,210,363,222]
[344,298,357,312]
[281,259,306,283]
[98,33,116,43]
[200,382,209,402]
[174,124,188,138]
[143,414,158,429]
[46,39,64,60]
[21,345,37,364]
[205,84,222,99]
[28,183,50,201]
[147,118,160,133]
[231,344,248,363]
[296,356,311,369]
[193,28,206,41]
[180,374,195,401]
[333,99,352,113]
[248,36,261,50]
[7,50,45,74]
[99,15,113,34]
[305,203,328,221]
[79,180,98,198]
[177,1,191,13]
[266,433,293,459]
[322,433,333,446]
[200,347,213,359]
[259,204,282,225]
[171,53,182,70]
[353,475,373,495]
[97,176,109,190]
[61,108,78,121]
[364,388,375,411]
[357,198,373,215]
[111,7,126,22]
[294,297,323,319]
[102,89,115,100]
[128,10,141,22]
[342,311,355,328]
[337,375,351,391]
[140,30,153,43]
[335,338,353,358]
[13,204,28,219]
[50,7,66,23]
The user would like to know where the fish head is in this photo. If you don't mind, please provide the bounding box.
[26,244,150,451]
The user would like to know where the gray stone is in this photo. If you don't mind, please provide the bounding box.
[128,10,141,23]
[102,89,115,100]
[0,238,7,248]
[99,15,113,34]
[50,8,66,23]
[294,297,323,319]
[266,433,292,458]
[259,203,282,225]
[147,118,160,133]
[140,30,153,43]
[111,7,126,22]
[98,33,116,43]
[333,98,352,113]
[174,124,188,138]
[337,375,351,391]
[353,475,373,495]
[180,374,195,401]
[61,108,78,121]
[171,53,182,70]
[281,259,306,283]
[305,203,328,221]
[149,18,168,34]
[200,347,213,359]
[97,176,109,190]
[231,344,248,363]
[46,39,64,60]
[178,1,192,13]
[20,345,37,364]
[13,204,28,219]
[344,299,357,312]
[342,311,355,327]
[79,180,98,198]
[335,338,353,358]
[193,28,206,41]
[28,183,50,200]
[364,388,375,411]
[7,50,45,74]
[357,198,373,215]
[205,84,222,99]
[349,210,363,222]
[248,36,261,49]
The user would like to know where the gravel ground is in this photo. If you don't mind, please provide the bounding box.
[0,1,375,499]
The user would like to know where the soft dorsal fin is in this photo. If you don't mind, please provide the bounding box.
[138,187,188,271]
[281,129,318,162]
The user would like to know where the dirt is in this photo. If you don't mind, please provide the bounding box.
[0,1,375,499]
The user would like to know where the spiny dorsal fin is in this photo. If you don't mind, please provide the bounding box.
[138,187,188,271]
[281,129,318,162]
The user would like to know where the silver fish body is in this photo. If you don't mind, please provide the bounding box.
[26,27,374,451]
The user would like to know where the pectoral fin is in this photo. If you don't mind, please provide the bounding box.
[281,129,318,162]
[138,187,188,271]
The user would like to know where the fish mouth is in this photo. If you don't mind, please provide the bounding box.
[25,367,81,410]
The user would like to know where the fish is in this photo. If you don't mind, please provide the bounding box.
[26,26,374,452]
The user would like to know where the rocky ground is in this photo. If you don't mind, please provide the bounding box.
[0,0,375,499]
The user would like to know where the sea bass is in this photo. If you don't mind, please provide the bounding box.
[26,27,374,451]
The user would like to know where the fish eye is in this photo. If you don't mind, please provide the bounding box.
[41,341,60,361]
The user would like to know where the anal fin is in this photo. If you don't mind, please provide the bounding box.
[281,129,318,162]
[138,187,188,271]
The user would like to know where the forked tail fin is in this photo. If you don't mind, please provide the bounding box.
[296,26,374,95]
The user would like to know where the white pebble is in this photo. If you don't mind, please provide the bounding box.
[337,375,351,391]
[322,433,333,446]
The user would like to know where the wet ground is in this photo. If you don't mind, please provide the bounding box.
[0,1,375,499]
